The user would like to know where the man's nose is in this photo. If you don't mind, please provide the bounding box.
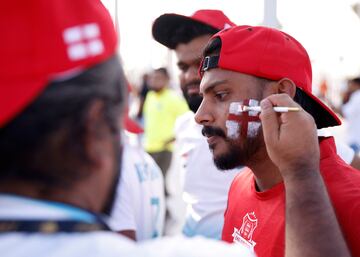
[195,99,214,125]
[184,65,199,82]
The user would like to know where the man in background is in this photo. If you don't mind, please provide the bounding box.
[342,77,360,153]
[136,73,150,121]
[152,9,240,239]
[143,67,188,194]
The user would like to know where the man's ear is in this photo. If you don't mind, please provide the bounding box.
[276,78,297,98]
[83,100,112,168]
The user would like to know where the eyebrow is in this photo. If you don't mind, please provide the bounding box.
[177,58,200,67]
[203,80,228,94]
[177,61,186,67]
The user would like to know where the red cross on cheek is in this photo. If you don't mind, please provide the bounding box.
[227,99,260,137]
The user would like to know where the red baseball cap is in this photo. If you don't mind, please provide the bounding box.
[200,25,341,129]
[123,84,143,134]
[152,9,236,49]
[124,115,144,134]
[0,0,117,128]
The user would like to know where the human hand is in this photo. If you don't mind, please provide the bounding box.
[259,94,320,179]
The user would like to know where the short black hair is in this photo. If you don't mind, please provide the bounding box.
[349,77,360,86]
[203,36,222,56]
[0,56,125,189]
[170,21,219,49]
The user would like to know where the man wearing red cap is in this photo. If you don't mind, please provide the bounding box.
[0,0,135,255]
[195,25,357,257]
[152,9,241,239]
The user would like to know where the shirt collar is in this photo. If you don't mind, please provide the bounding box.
[0,194,96,222]
[319,136,337,160]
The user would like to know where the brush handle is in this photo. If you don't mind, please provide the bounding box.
[245,106,300,112]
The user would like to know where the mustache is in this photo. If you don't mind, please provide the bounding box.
[202,126,226,138]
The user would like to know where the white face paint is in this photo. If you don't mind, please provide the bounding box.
[226,99,261,139]
[247,122,261,138]
[226,120,240,139]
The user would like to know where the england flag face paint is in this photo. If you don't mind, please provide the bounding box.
[226,99,261,139]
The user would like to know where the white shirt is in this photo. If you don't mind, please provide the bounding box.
[335,139,355,164]
[342,90,360,147]
[317,129,355,164]
[0,194,253,257]
[109,133,165,241]
[0,194,136,257]
[174,111,241,239]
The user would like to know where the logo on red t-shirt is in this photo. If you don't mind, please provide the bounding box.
[232,212,258,251]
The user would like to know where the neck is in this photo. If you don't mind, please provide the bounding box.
[247,146,283,191]
[154,87,166,93]
[0,180,98,212]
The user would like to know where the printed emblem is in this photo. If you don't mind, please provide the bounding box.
[232,212,258,251]
[63,23,104,61]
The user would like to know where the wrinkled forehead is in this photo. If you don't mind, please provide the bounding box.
[199,69,218,93]
[200,68,263,95]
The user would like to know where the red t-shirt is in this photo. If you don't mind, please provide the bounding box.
[222,137,360,257]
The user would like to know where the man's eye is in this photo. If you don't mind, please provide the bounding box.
[215,92,228,100]
[178,65,189,72]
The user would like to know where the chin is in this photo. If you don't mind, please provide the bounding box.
[211,149,237,171]
[213,155,240,170]
[212,141,248,171]
[209,140,225,155]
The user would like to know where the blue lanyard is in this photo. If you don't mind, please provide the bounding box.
[0,219,111,233]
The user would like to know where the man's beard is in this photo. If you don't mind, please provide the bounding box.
[181,80,203,113]
[101,140,122,216]
[202,125,263,170]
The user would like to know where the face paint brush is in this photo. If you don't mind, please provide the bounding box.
[226,99,261,139]
[229,103,300,114]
